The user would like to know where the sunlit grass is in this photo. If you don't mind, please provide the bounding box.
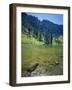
[22,33,44,45]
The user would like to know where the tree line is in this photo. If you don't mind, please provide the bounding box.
[22,26,53,45]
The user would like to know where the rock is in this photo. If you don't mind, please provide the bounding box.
[55,61,60,65]
[27,63,39,73]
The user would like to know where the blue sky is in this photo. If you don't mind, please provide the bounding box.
[27,12,63,25]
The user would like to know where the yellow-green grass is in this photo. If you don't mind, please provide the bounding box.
[22,33,44,45]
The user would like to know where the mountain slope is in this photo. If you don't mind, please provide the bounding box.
[22,13,63,37]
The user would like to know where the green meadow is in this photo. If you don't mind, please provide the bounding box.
[21,33,63,77]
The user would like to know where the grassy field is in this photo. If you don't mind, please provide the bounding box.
[21,33,63,77]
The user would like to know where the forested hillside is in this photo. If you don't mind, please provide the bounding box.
[22,13,63,45]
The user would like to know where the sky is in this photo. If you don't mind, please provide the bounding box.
[27,12,63,25]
